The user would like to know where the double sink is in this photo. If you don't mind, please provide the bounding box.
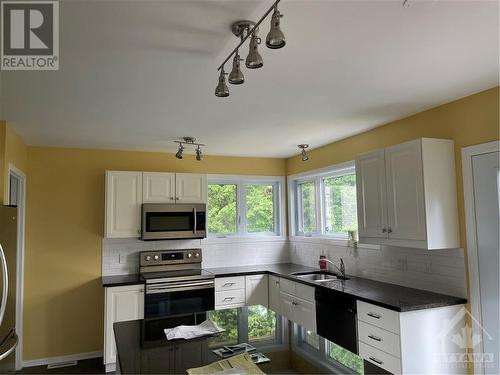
[292,271,350,283]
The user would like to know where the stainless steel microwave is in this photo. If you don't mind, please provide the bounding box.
[141,204,207,240]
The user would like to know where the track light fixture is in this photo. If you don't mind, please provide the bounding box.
[266,6,285,49]
[174,137,205,161]
[298,144,309,161]
[215,0,285,97]
[215,68,229,97]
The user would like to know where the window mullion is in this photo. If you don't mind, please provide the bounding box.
[316,177,324,235]
[238,307,249,343]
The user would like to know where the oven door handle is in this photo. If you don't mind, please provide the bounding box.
[146,280,214,294]
[193,208,197,234]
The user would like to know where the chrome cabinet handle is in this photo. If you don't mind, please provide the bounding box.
[222,282,235,287]
[382,227,387,233]
[223,297,235,302]
[367,312,381,319]
[369,356,383,365]
[368,334,382,342]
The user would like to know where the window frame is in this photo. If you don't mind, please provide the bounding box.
[288,161,357,240]
[207,175,285,238]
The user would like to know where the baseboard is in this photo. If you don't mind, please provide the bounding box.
[22,351,103,368]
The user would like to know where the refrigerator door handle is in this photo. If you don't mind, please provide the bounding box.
[0,329,17,361]
[0,243,8,328]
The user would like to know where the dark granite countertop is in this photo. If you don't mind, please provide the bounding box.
[205,263,467,312]
[102,263,466,312]
[102,274,144,287]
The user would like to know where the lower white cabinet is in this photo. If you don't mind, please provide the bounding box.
[357,301,466,375]
[268,275,280,313]
[245,274,268,307]
[104,284,144,372]
[277,278,316,333]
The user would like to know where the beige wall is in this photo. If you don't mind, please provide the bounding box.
[23,147,286,360]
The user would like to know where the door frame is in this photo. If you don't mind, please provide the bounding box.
[6,163,26,371]
[461,140,499,375]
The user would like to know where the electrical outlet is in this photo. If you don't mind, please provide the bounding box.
[397,258,408,271]
[424,261,432,273]
[119,253,126,264]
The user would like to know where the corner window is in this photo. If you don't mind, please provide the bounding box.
[207,177,282,237]
[291,163,358,239]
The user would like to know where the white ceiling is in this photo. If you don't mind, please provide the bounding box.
[1,0,498,158]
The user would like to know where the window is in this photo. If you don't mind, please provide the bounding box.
[295,325,364,375]
[291,163,358,239]
[208,305,282,348]
[207,176,283,237]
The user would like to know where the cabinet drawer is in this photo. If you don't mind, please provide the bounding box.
[295,283,315,303]
[358,321,401,358]
[215,276,245,291]
[359,342,402,374]
[215,289,245,306]
[279,278,296,295]
[357,301,400,334]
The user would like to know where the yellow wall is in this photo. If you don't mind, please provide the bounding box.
[23,147,286,360]
[0,121,5,203]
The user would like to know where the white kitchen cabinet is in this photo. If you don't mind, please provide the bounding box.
[278,278,316,332]
[143,172,175,203]
[357,301,466,375]
[268,276,281,314]
[245,274,268,307]
[355,138,459,249]
[104,284,144,372]
[215,276,246,310]
[105,171,143,238]
[175,173,207,204]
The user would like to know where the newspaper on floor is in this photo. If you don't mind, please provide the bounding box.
[164,319,225,340]
[187,353,265,375]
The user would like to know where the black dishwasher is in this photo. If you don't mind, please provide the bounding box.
[315,288,358,354]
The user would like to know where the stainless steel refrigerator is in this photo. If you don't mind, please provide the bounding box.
[0,205,18,373]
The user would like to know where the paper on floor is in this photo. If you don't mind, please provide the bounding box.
[164,319,225,340]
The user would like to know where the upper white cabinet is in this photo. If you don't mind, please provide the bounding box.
[105,171,143,238]
[105,171,207,238]
[175,173,207,204]
[143,172,175,203]
[355,138,459,249]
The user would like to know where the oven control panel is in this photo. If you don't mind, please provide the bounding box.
[140,249,202,266]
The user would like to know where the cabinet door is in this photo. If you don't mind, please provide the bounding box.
[175,173,207,203]
[104,285,144,366]
[279,291,295,322]
[105,171,143,238]
[385,140,426,241]
[143,172,175,203]
[355,150,388,238]
[268,276,281,314]
[294,296,316,333]
[245,274,269,307]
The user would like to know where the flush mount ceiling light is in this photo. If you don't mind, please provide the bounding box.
[298,144,309,161]
[174,137,205,161]
[215,0,286,97]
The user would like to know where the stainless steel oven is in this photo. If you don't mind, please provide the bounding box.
[140,249,214,320]
[141,203,206,241]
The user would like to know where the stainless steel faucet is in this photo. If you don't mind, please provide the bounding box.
[321,258,346,279]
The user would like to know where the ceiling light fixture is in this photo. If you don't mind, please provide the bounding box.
[215,0,285,97]
[298,144,309,161]
[174,137,205,161]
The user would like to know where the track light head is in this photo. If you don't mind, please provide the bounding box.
[298,144,309,161]
[215,68,229,97]
[246,33,263,69]
[175,144,184,159]
[195,145,203,161]
[228,52,244,85]
[266,6,285,49]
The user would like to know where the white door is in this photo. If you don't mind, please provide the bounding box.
[104,285,144,367]
[294,297,316,333]
[245,275,268,307]
[105,171,142,238]
[279,291,295,322]
[175,173,207,204]
[472,151,499,374]
[143,172,175,203]
[356,149,388,238]
[385,140,426,241]
[268,276,281,314]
